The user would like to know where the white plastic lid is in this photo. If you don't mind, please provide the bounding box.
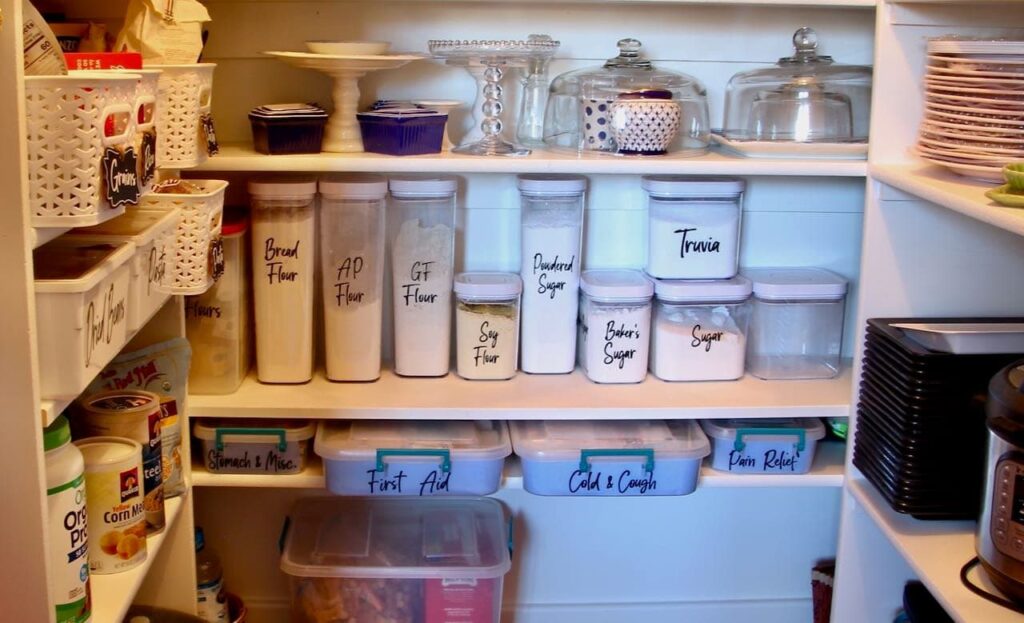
[510,420,710,462]
[67,208,179,248]
[389,175,458,197]
[654,275,752,303]
[280,497,511,579]
[700,418,826,443]
[641,176,745,198]
[248,176,318,198]
[453,272,522,299]
[315,420,512,462]
[319,174,388,201]
[745,267,847,301]
[581,269,654,301]
[74,437,142,470]
[517,174,587,195]
[193,419,316,443]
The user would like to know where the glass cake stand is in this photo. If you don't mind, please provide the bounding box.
[428,38,560,156]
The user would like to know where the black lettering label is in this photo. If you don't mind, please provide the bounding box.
[201,113,219,156]
[140,130,157,187]
[674,227,721,259]
[102,147,140,209]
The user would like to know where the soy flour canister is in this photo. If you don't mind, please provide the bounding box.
[74,437,147,574]
[44,415,90,623]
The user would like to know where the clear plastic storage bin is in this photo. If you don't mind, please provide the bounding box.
[186,209,250,395]
[701,418,825,474]
[650,276,752,382]
[642,176,744,280]
[745,267,848,380]
[319,175,387,382]
[579,270,654,384]
[315,420,512,496]
[388,176,457,377]
[281,497,511,623]
[455,273,522,380]
[510,420,710,496]
[194,419,315,475]
[250,177,317,384]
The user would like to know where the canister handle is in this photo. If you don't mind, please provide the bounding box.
[578,448,655,474]
[734,428,806,453]
[215,427,288,452]
[375,448,452,473]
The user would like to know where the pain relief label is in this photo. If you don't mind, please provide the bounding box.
[424,577,497,623]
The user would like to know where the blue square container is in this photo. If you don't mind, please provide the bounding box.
[357,109,447,155]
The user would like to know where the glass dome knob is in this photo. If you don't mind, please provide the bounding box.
[793,27,818,53]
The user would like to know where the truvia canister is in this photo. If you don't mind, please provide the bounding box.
[75,390,164,534]
[74,437,147,574]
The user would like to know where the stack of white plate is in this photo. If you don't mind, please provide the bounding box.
[918,38,1024,181]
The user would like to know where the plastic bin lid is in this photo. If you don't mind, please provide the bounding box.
[315,420,512,461]
[247,176,317,198]
[66,208,179,247]
[581,269,654,301]
[388,175,458,197]
[516,174,587,195]
[319,174,388,201]
[454,272,522,299]
[220,207,248,236]
[745,267,847,301]
[280,497,511,579]
[654,275,752,303]
[33,238,134,294]
[700,418,826,443]
[193,419,316,442]
[510,420,710,461]
[641,175,745,197]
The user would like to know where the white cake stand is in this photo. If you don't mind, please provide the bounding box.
[266,51,426,152]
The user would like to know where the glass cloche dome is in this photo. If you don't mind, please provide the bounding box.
[721,27,872,143]
[542,38,710,156]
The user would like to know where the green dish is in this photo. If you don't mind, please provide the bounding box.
[1003,163,1024,191]
[985,184,1024,208]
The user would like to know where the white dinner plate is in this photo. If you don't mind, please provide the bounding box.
[925,75,1024,89]
[921,124,1024,143]
[917,153,1005,181]
[925,82,1024,95]
[925,108,1024,127]
[918,135,1024,156]
[709,133,867,160]
[928,64,1024,78]
[926,93,1024,108]
[925,101,1024,118]
[892,323,1024,355]
[923,115,1024,134]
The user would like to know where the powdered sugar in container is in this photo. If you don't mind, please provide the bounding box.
[579,269,654,384]
[650,275,752,382]
[643,176,744,280]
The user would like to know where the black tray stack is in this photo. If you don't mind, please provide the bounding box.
[853,318,1024,519]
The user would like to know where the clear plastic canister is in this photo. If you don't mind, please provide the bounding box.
[249,177,317,383]
[517,174,586,374]
[320,174,387,382]
[387,176,457,377]
[579,269,654,384]
[454,272,522,381]
[642,176,744,280]
[186,208,251,394]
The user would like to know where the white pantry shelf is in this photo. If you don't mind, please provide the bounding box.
[871,163,1024,238]
[189,364,852,420]
[91,494,186,623]
[193,144,868,177]
[191,442,846,489]
[848,477,1022,623]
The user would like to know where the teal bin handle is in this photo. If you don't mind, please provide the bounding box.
[734,428,806,453]
[579,448,655,474]
[215,427,288,452]
[376,448,452,473]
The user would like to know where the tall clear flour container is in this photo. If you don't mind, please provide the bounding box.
[517,174,586,374]
[320,175,387,382]
[186,209,251,394]
[249,177,317,383]
[388,176,457,377]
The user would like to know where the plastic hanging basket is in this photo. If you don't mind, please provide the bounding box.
[152,63,216,168]
[25,72,140,227]
[141,180,227,295]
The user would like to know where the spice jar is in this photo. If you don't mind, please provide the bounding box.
[249,177,317,384]
[320,175,387,382]
[388,176,457,377]
[579,270,654,384]
[650,276,752,382]
[518,174,586,375]
[454,272,522,381]
[642,176,744,280]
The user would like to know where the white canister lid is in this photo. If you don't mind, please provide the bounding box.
[454,272,522,299]
[745,267,847,301]
[319,174,388,200]
[248,176,318,198]
[641,176,745,198]
[581,269,654,301]
[517,174,587,195]
[389,175,458,197]
[653,275,752,303]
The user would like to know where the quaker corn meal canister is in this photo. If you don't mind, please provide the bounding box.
[74,437,147,574]
[76,390,165,533]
